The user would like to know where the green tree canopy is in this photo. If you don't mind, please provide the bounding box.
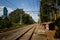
[9,9,35,24]
[9,9,24,23]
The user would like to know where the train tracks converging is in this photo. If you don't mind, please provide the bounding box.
[0,24,36,40]
[1,24,59,40]
[16,26,36,40]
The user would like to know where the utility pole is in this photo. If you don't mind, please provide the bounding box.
[20,13,22,25]
[53,0,57,21]
[20,9,23,25]
[53,0,58,30]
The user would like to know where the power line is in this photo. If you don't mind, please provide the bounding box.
[0,0,18,9]
[5,0,18,8]
[25,11,40,12]
[0,0,7,7]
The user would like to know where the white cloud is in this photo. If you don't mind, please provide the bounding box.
[0,11,3,16]
[0,6,4,9]
[0,6,4,16]
[7,7,13,14]
[25,12,39,22]
[0,6,13,16]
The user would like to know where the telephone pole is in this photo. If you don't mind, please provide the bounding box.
[53,0,57,21]
[20,12,22,25]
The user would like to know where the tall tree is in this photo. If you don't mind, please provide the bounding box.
[22,13,35,24]
[9,9,35,24]
[40,0,51,22]
[40,0,59,22]
[9,9,24,23]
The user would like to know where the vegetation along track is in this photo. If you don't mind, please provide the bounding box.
[0,25,34,40]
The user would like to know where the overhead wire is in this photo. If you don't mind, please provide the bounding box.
[24,0,39,14]
[0,0,18,8]
[0,0,7,7]
[0,0,18,9]
[0,0,39,12]
[5,0,18,8]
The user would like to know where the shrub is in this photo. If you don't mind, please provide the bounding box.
[55,17,60,38]
[0,17,12,29]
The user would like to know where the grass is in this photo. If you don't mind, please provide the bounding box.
[0,22,29,33]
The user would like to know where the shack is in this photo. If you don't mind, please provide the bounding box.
[42,22,55,30]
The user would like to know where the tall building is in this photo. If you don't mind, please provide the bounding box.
[2,7,8,19]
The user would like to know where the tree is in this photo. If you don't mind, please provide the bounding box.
[55,17,60,38]
[9,9,35,24]
[22,13,35,24]
[57,0,60,5]
[40,0,59,22]
[40,0,51,22]
[9,9,24,23]
[0,17,12,29]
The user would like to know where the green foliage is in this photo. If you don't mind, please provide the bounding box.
[12,23,21,28]
[55,17,60,26]
[0,17,12,29]
[22,13,35,24]
[57,0,60,5]
[40,0,51,22]
[55,30,60,38]
[40,0,60,22]
[0,9,35,29]
[9,9,35,25]
[0,18,3,29]
[55,17,60,38]
[9,9,24,23]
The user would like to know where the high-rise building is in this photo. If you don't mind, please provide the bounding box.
[2,7,8,19]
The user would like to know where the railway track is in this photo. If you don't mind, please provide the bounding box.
[16,26,36,40]
[0,24,36,40]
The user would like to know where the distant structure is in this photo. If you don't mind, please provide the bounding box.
[2,7,8,19]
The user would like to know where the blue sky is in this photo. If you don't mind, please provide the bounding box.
[0,0,40,22]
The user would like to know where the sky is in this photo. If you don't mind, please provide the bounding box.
[0,6,13,16]
[0,0,40,22]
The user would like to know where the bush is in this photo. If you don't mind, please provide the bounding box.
[0,20,4,29]
[12,23,21,28]
[0,17,12,29]
[55,30,60,38]
[55,17,60,26]
[55,17,60,38]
